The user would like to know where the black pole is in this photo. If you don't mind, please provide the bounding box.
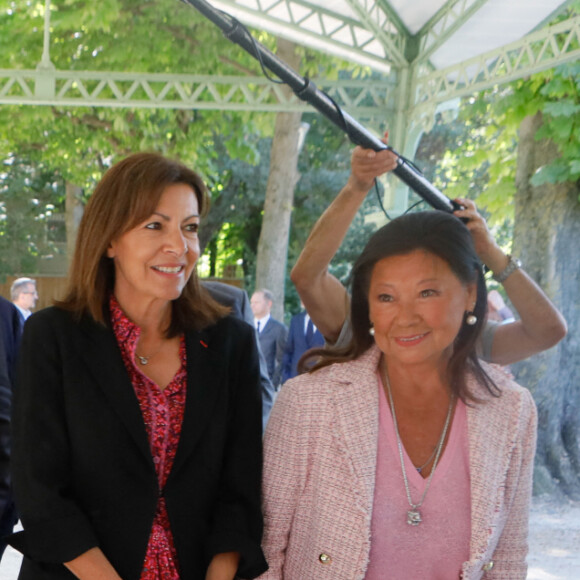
[181,0,459,213]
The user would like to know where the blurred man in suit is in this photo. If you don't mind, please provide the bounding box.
[250,289,287,389]
[281,306,325,384]
[10,278,38,328]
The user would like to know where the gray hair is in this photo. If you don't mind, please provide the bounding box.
[256,288,274,304]
[10,277,36,301]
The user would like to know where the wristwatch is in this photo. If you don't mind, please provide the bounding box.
[493,255,521,283]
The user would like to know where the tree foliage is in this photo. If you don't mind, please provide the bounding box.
[0,0,275,188]
[199,112,380,319]
[427,65,579,222]
[0,0,364,291]
[0,155,66,277]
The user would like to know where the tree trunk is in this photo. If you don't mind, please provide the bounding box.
[65,182,84,268]
[511,112,580,499]
[254,38,303,322]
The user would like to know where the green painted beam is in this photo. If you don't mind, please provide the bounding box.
[412,14,580,110]
[0,69,396,115]
[343,0,410,66]
[209,0,392,71]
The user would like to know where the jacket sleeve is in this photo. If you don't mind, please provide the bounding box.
[258,376,313,579]
[488,389,537,579]
[205,321,268,579]
[9,312,99,563]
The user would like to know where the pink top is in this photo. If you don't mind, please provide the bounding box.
[365,374,471,579]
[111,297,186,580]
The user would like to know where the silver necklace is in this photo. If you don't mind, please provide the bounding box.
[383,369,454,526]
[136,354,153,365]
[136,341,163,366]
[415,444,439,474]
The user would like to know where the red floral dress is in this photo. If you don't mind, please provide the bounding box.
[111,297,186,579]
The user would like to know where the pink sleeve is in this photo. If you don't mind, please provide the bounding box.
[488,389,537,579]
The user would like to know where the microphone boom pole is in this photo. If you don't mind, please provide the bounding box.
[181,0,458,213]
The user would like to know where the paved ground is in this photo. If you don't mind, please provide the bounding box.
[1,496,579,578]
[527,496,580,579]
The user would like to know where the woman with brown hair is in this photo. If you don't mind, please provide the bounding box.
[9,153,267,580]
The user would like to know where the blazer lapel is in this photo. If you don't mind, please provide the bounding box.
[75,317,153,468]
[261,318,273,337]
[329,346,381,515]
[169,328,225,478]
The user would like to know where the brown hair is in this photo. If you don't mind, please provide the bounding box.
[57,152,229,334]
[303,211,498,402]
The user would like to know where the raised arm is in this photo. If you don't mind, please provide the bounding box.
[291,143,398,342]
[454,198,567,366]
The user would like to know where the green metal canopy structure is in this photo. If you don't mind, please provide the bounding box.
[0,0,578,209]
[2,1,578,121]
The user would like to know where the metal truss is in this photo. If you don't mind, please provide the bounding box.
[412,14,580,110]
[0,69,396,116]
[208,0,401,71]
[416,0,489,63]
[342,0,409,66]
[1,1,576,123]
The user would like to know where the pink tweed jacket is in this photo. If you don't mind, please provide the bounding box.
[260,345,537,580]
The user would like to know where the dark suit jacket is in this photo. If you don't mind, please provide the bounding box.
[281,312,325,384]
[257,318,287,388]
[0,296,21,550]
[202,281,276,428]
[0,296,21,423]
[9,307,267,580]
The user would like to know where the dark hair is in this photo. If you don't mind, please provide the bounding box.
[305,210,497,402]
[57,152,229,333]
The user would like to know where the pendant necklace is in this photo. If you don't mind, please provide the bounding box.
[383,368,454,526]
[136,354,153,365]
[136,341,164,366]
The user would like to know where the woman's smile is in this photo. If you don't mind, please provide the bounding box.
[394,331,430,346]
[152,264,186,275]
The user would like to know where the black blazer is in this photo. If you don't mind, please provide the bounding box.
[0,296,22,554]
[0,295,21,423]
[9,307,267,579]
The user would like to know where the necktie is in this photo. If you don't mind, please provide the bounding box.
[256,321,261,333]
[305,318,314,346]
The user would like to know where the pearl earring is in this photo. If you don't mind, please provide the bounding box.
[465,313,477,326]
[369,324,375,336]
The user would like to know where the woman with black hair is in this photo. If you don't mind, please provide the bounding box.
[260,211,537,579]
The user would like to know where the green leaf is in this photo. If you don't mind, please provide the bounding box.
[543,100,580,117]
[530,161,572,186]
